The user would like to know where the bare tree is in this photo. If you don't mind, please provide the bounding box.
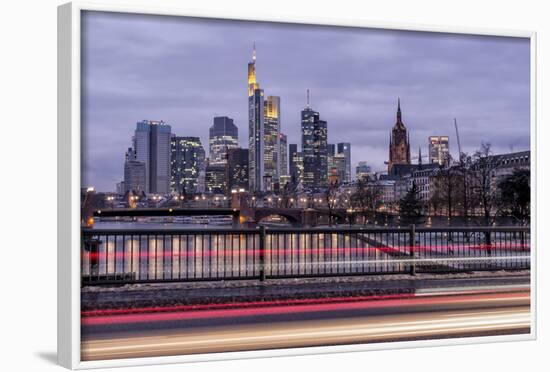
[457,153,474,220]
[351,179,382,225]
[279,181,297,209]
[430,165,463,222]
[471,143,500,226]
[324,180,339,226]
[470,143,501,253]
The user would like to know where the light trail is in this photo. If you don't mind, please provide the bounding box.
[82,293,417,317]
[266,255,530,268]
[82,284,528,318]
[81,306,530,361]
[84,243,530,260]
[82,289,529,326]
[82,285,528,318]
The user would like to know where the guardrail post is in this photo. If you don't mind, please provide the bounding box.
[409,224,416,276]
[259,226,266,282]
[84,237,101,278]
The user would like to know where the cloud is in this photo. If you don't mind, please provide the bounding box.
[81,11,530,191]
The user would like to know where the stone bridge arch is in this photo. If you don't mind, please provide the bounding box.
[253,209,303,227]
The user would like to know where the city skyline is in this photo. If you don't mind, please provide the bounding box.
[82,11,530,191]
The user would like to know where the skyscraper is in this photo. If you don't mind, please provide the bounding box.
[301,90,328,190]
[170,136,205,195]
[327,143,336,183]
[248,43,265,192]
[133,120,172,194]
[289,143,303,185]
[429,136,450,166]
[264,95,280,185]
[332,153,347,184]
[123,147,146,194]
[337,142,351,182]
[279,133,288,177]
[209,116,238,166]
[226,148,249,192]
[356,161,373,180]
[388,99,411,172]
[327,143,336,174]
[205,164,227,194]
[327,144,336,157]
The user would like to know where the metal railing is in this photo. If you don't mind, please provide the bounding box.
[81,226,530,285]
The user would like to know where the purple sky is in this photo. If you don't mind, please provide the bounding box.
[81,11,530,192]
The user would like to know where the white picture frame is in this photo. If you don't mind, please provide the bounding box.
[57,1,537,369]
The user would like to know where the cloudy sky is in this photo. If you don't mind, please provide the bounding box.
[81,11,530,191]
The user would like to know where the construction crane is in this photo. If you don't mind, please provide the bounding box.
[454,118,463,163]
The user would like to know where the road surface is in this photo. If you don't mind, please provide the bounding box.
[81,284,530,361]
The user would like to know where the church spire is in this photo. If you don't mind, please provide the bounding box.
[397,97,402,122]
[418,146,423,166]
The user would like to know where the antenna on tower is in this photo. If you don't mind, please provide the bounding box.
[252,41,256,61]
[306,89,310,108]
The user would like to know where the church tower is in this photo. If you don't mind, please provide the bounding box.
[388,98,411,172]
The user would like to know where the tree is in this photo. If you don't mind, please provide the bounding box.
[324,180,339,226]
[498,168,530,225]
[279,181,297,209]
[457,153,474,220]
[470,143,500,253]
[471,142,499,226]
[351,179,382,225]
[430,165,463,221]
[399,181,424,225]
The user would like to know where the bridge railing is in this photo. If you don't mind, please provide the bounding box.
[81,226,530,285]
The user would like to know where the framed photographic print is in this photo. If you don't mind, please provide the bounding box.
[58,1,536,369]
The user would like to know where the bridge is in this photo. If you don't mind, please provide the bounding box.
[91,206,352,227]
[240,207,350,227]
[94,208,240,218]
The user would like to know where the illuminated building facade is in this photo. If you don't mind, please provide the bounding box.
[209,116,238,166]
[429,135,450,166]
[264,95,280,184]
[133,120,172,194]
[289,143,303,185]
[337,142,352,182]
[279,133,288,177]
[170,136,205,194]
[248,44,265,192]
[205,165,227,194]
[123,147,146,194]
[301,90,328,189]
[226,148,249,192]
